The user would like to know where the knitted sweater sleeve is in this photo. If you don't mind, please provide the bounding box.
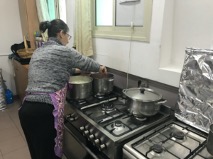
[67,48,100,73]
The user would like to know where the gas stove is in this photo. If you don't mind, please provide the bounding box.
[123,118,213,159]
[66,93,118,110]
[64,92,172,159]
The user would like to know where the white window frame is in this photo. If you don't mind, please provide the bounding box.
[92,0,153,42]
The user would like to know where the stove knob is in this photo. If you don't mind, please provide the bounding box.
[68,113,78,121]
[65,114,71,119]
[70,113,76,117]
[94,139,100,145]
[83,130,90,136]
[99,144,106,151]
[89,134,95,140]
[79,126,85,131]
[69,117,75,121]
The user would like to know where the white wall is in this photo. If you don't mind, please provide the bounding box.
[159,0,213,86]
[93,0,182,86]
[0,0,23,94]
[172,0,213,67]
[93,0,213,87]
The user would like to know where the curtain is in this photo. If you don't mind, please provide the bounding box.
[35,0,50,41]
[35,0,50,22]
[47,0,55,20]
[36,0,65,41]
[55,0,67,22]
[75,0,94,56]
[55,0,60,20]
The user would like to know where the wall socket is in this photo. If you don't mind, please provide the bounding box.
[138,79,149,88]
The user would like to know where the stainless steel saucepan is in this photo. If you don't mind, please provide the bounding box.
[68,75,93,99]
[90,72,114,95]
[123,87,167,117]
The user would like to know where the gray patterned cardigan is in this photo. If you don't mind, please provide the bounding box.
[25,37,100,104]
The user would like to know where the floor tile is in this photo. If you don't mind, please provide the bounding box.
[3,146,31,159]
[0,124,20,143]
[5,100,21,113]
[0,99,66,159]
[0,151,3,159]
[0,99,31,159]
[7,109,20,128]
[0,112,16,130]
[15,124,26,141]
[0,135,27,155]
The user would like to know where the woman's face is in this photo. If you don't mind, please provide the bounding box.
[58,31,71,46]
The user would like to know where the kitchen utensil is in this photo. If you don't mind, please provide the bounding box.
[123,88,167,117]
[17,36,34,58]
[68,75,93,99]
[207,124,213,155]
[90,73,114,95]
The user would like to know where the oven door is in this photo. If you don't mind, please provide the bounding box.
[63,121,105,159]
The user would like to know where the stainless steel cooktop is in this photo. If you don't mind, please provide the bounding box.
[65,93,172,159]
[123,119,213,159]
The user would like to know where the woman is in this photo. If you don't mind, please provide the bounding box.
[18,19,107,159]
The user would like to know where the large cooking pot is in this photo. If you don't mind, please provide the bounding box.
[123,88,167,117]
[68,75,93,99]
[90,73,114,95]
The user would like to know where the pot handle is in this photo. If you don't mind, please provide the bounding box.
[156,99,167,105]
[140,88,145,94]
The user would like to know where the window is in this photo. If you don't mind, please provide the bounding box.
[47,0,67,22]
[93,0,153,42]
[96,0,113,26]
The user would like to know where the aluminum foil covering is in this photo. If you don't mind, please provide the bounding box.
[176,48,213,133]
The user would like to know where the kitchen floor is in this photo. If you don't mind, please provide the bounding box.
[0,99,67,159]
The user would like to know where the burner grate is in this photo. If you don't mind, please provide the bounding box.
[101,102,115,112]
[150,144,164,153]
[170,131,185,140]
[105,120,131,136]
[132,123,206,159]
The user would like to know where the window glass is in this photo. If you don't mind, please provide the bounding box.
[96,0,113,26]
[93,0,153,42]
[115,0,144,26]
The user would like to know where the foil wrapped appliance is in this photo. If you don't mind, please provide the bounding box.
[176,48,213,133]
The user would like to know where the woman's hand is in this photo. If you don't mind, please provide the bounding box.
[99,65,107,74]
[75,68,81,74]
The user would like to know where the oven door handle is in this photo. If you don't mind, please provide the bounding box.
[64,125,100,159]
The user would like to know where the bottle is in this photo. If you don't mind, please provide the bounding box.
[5,89,13,104]
[34,31,43,48]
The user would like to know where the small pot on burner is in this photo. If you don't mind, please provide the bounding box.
[123,88,167,117]
[90,72,114,96]
[68,75,93,100]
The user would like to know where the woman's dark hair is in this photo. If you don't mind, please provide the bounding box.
[39,19,69,37]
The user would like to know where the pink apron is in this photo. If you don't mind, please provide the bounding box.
[23,84,67,158]
[49,85,67,158]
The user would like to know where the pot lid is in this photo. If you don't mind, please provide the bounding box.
[123,88,162,102]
